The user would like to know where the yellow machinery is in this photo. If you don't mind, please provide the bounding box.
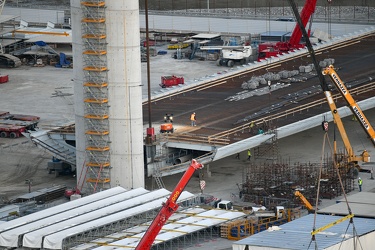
[322,65,375,147]
[294,191,314,211]
[12,30,70,36]
[220,208,301,241]
[322,65,374,173]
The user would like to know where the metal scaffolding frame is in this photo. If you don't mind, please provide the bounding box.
[240,154,354,208]
[64,197,228,250]
[81,0,111,193]
[151,226,220,250]
[62,206,161,249]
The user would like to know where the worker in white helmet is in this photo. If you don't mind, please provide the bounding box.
[358,177,363,192]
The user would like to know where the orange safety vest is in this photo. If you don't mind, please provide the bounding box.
[190,113,196,121]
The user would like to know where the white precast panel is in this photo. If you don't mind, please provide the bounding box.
[70,0,86,187]
[22,188,167,248]
[106,0,144,189]
[0,186,126,235]
[42,191,194,249]
[0,188,141,248]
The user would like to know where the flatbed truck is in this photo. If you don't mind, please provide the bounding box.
[0,111,39,138]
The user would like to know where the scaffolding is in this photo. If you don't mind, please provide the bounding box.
[81,0,111,193]
[240,155,354,208]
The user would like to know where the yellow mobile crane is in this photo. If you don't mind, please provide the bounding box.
[287,0,374,175]
[321,65,374,173]
[322,65,375,147]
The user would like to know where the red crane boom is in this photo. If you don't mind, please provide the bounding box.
[135,159,203,250]
[258,0,317,61]
[288,0,317,46]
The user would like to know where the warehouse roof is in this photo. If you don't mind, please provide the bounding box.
[318,192,375,218]
[233,214,375,250]
[73,207,246,250]
[0,187,195,249]
[191,33,221,40]
[0,186,126,234]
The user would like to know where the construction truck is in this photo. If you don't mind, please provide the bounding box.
[216,200,285,219]
[0,111,39,138]
[258,0,317,61]
[135,159,203,249]
[199,45,252,67]
[218,46,252,67]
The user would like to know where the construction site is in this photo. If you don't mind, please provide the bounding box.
[0,0,375,249]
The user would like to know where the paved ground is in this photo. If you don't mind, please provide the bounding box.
[0,45,375,250]
[0,48,220,200]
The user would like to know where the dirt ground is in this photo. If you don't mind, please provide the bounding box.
[0,65,76,201]
[0,139,75,200]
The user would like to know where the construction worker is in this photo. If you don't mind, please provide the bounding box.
[247,149,252,161]
[358,177,363,192]
[190,112,196,126]
[249,121,255,134]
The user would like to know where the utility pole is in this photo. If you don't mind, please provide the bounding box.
[25,179,32,193]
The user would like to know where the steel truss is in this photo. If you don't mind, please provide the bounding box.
[151,225,220,250]
[61,208,160,249]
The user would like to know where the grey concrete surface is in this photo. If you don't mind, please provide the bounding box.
[0,51,220,200]
[0,50,375,249]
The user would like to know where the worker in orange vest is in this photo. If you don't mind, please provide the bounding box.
[190,112,196,126]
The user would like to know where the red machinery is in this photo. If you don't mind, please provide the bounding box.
[0,111,40,138]
[160,113,174,134]
[143,40,156,47]
[135,159,203,250]
[258,0,317,61]
[0,74,8,83]
[160,75,184,88]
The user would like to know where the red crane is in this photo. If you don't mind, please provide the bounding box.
[135,159,203,250]
[258,0,317,61]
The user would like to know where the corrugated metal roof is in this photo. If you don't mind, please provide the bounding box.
[76,208,246,250]
[260,31,291,36]
[318,192,375,218]
[191,33,221,39]
[233,214,375,249]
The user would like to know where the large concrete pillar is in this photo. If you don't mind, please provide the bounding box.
[71,0,144,191]
[71,0,86,189]
[106,1,144,188]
